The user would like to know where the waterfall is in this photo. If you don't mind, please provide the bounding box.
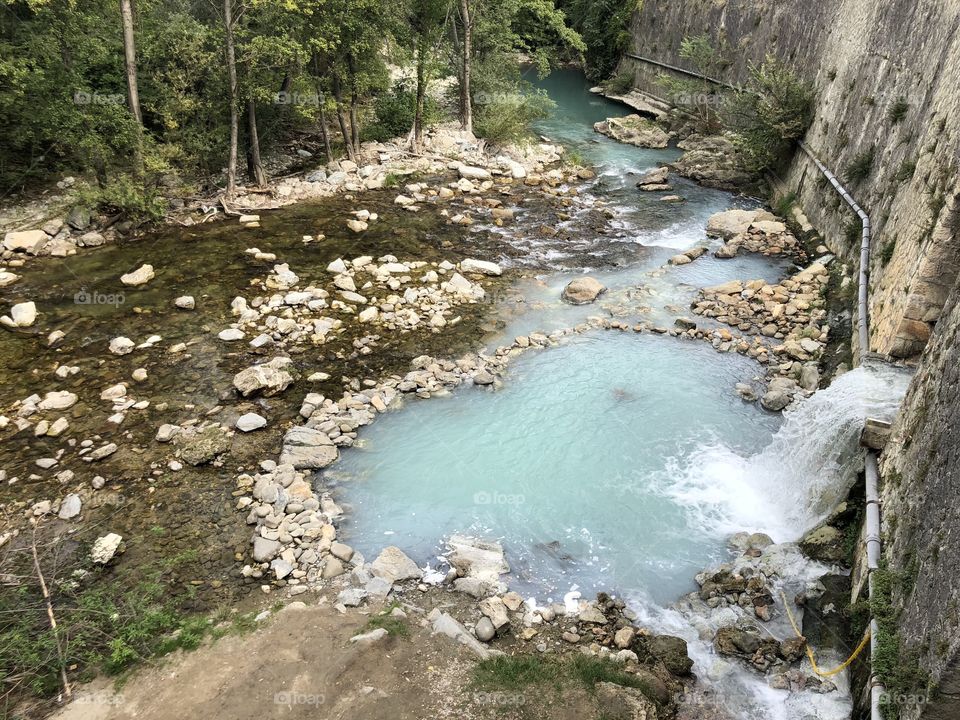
[660,361,913,541]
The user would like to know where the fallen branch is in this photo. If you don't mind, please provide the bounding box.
[30,521,71,701]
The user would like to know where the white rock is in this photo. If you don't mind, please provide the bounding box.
[38,391,78,410]
[218,328,245,341]
[460,259,502,276]
[3,230,47,253]
[109,337,135,355]
[326,258,348,273]
[120,264,155,286]
[8,301,37,327]
[174,296,195,310]
[236,413,267,432]
[58,494,82,520]
[91,533,122,564]
[358,307,379,323]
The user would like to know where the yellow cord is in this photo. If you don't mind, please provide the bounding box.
[779,591,871,678]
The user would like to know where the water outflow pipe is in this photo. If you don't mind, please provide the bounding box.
[622,51,885,719]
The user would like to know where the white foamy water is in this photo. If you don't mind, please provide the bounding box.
[657,361,913,542]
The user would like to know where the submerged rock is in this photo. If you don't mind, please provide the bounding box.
[175,424,232,465]
[120,264,155,286]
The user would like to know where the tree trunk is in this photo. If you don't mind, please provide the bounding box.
[412,36,427,151]
[119,0,144,175]
[223,0,239,197]
[120,0,142,126]
[459,0,473,134]
[347,53,361,157]
[246,98,266,186]
[319,104,333,160]
[331,72,355,162]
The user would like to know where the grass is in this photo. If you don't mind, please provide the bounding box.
[383,172,403,189]
[773,191,798,217]
[362,604,411,638]
[845,146,876,184]
[888,97,909,124]
[896,160,916,183]
[471,654,656,698]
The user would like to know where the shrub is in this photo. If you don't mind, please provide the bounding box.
[896,159,916,183]
[74,175,168,223]
[888,97,909,124]
[881,238,896,266]
[366,82,442,143]
[729,56,815,173]
[845,146,875,184]
[602,70,635,95]
[474,90,555,145]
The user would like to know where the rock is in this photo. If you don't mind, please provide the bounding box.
[132,368,148,382]
[174,296,195,310]
[595,682,659,720]
[99,383,126,400]
[233,356,295,397]
[460,258,502,276]
[447,535,509,583]
[3,230,47,254]
[236,412,267,432]
[358,306,379,323]
[346,219,368,233]
[109,337,135,355]
[0,270,19,287]
[91,533,122,564]
[675,317,697,331]
[799,525,846,563]
[475,616,496,642]
[371,546,422,582]
[66,206,91,231]
[218,328,245,341]
[457,164,492,180]
[86,443,118,461]
[322,557,346,578]
[252,536,281,562]
[594,115,670,148]
[78,232,104,247]
[350,628,388,646]
[326,258,348,273]
[120,264,155,286]
[428,609,497,659]
[647,634,694,676]
[156,424,180,442]
[175,424,232,465]
[279,426,338,469]
[562,277,606,305]
[479,596,510,629]
[472,370,495,386]
[58,494,82,520]
[672,134,756,191]
[4,301,37,327]
[331,542,354,562]
[38,391,78,410]
[636,166,669,186]
[614,626,636,649]
[669,254,692,265]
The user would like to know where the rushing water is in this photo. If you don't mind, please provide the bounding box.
[327,68,915,720]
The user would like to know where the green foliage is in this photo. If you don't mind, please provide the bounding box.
[602,70,635,95]
[366,82,442,142]
[887,97,909,124]
[729,56,815,173]
[845,147,875,184]
[880,238,896,267]
[74,175,168,223]
[474,89,555,144]
[844,219,862,246]
[472,655,560,689]
[560,0,639,81]
[896,159,917,183]
[773,191,798,217]
[655,34,728,133]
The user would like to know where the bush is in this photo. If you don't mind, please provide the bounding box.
[602,70,634,95]
[474,90,555,145]
[888,97,909,124]
[845,146,875,184]
[74,175,168,223]
[365,82,442,143]
[729,56,815,173]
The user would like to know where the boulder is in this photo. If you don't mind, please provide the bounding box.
[562,277,606,305]
[371,546,422,582]
[457,164,492,180]
[647,634,693,676]
[447,535,509,583]
[120,264,155,286]
[233,356,295,397]
[91,533,122,564]
[278,426,338,469]
[594,115,670,148]
[595,682,659,720]
[636,166,669,186]
[460,258,502,276]
[3,230,47,254]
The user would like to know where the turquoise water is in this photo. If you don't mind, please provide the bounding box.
[333,332,779,602]
[328,68,787,603]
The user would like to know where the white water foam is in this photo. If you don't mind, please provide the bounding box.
[657,362,913,542]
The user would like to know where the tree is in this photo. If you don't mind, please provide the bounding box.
[407,0,449,149]
[457,0,473,133]
[223,0,239,197]
[119,0,142,126]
